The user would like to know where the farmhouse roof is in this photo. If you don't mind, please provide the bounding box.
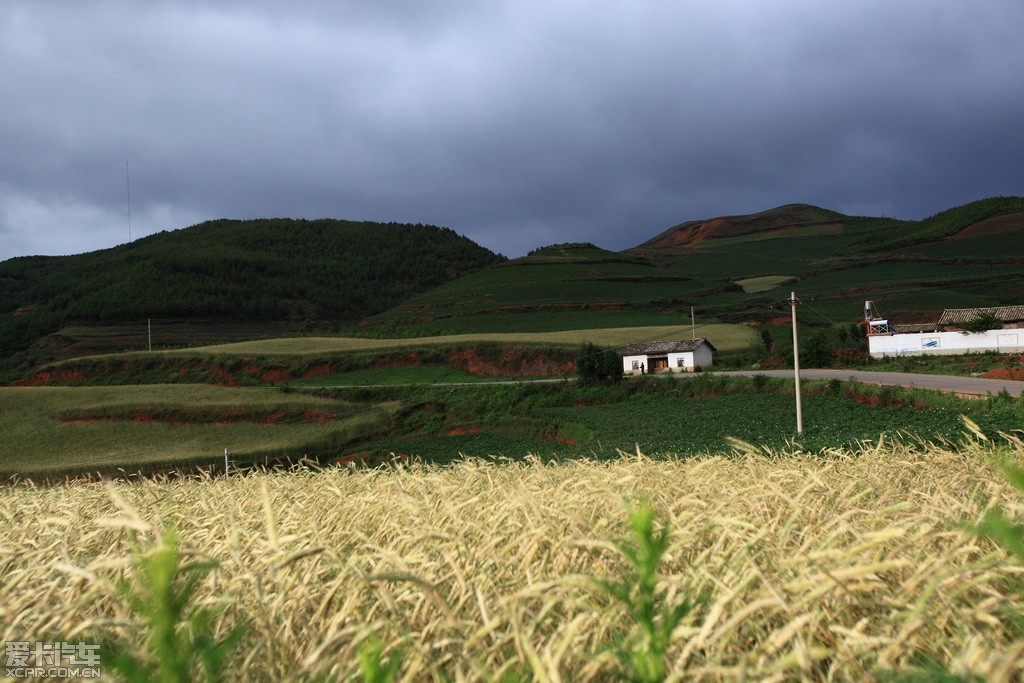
[892,323,941,333]
[938,306,1024,325]
[619,338,716,356]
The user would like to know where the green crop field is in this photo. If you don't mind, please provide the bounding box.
[334,377,1024,465]
[10,371,1023,479]
[662,248,807,279]
[690,235,859,268]
[794,261,1022,295]
[0,385,395,477]
[286,366,534,387]
[901,231,1024,260]
[357,250,718,335]
[736,275,795,293]
[367,309,693,336]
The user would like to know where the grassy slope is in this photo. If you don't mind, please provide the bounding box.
[286,366,533,386]
[0,385,394,476]
[140,325,757,357]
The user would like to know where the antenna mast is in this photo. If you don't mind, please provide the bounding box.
[126,161,132,242]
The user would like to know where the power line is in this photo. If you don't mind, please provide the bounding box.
[800,300,866,344]
[575,303,779,361]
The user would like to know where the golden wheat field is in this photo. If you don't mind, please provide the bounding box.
[2,438,1024,681]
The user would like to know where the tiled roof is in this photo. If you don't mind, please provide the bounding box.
[893,323,941,333]
[938,306,1024,325]
[620,338,716,355]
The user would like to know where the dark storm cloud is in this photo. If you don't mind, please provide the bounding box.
[1,0,1022,261]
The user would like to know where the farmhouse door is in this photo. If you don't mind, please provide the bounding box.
[650,357,669,372]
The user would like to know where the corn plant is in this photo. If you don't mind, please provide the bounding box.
[593,500,705,682]
[110,527,246,683]
[357,637,402,683]
[974,465,1024,633]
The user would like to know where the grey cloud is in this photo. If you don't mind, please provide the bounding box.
[1,0,1022,261]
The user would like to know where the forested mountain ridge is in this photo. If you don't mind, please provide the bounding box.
[0,218,505,365]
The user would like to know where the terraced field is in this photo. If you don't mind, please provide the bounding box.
[145,325,758,357]
[0,385,394,477]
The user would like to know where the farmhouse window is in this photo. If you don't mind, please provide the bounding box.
[632,360,640,370]
[677,358,686,368]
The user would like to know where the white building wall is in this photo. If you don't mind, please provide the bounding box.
[868,329,1024,358]
[667,352,695,372]
[623,354,647,374]
[621,345,714,374]
[692,345,714,369]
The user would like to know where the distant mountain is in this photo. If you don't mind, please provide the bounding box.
[0,219,505,370]
[631,197,1024,261]
[361,197,1024,338]
[632,204,850,256]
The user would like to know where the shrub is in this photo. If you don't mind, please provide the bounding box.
[959,311,1003,334]
[577,342,623,384]
[752,374,769,393]
[802,328,835,368]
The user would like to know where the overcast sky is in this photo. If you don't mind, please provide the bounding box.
[2,1,1022,261]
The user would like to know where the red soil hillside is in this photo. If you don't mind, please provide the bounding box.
[948,211,1024,240]
[629,204,843,256]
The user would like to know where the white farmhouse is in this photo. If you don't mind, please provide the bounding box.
[621,339,716,375]
[867,305,1024,358]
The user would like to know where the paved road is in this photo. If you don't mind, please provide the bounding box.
[709,369,1024,397]
[302,369,1024,396]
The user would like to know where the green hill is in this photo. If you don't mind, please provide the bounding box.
[0,219,505,372]
[361,197,1024,337]
[358,241,714,336]
[6,197,1023,378]
[631,197,1024,323]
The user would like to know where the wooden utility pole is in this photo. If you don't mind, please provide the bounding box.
[790,291,803,434]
